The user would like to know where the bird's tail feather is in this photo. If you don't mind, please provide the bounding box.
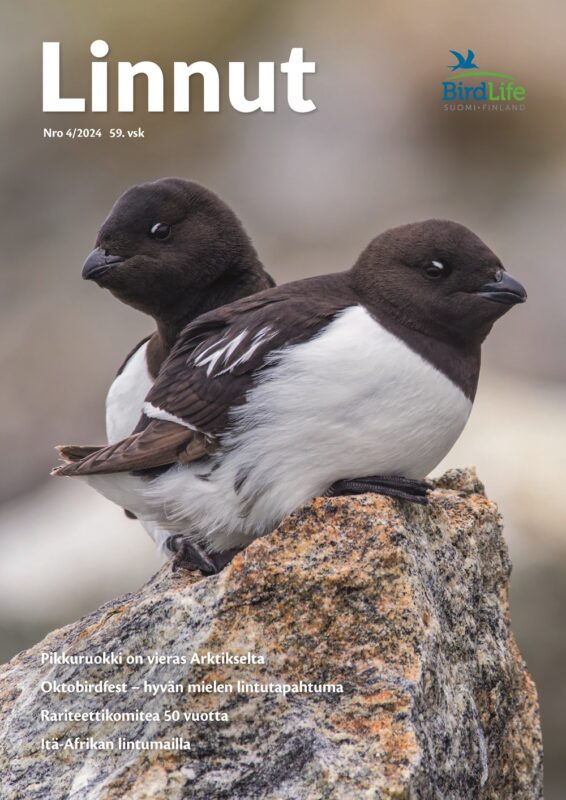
[51,421,200,478]
[56,444,103,462]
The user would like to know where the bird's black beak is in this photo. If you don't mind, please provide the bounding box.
[476,271,527,305]
[82,247,124,281]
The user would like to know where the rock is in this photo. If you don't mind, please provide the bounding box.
[0,469,542,799]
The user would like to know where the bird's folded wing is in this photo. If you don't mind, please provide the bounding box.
[141,280,352,434]
[57,444,103,461]
[52,420,208,476]
[53,277,353,477]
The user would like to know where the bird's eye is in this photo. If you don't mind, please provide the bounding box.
[423,260,450,280]
[149,223,171,240]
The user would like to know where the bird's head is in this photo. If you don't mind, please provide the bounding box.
[82,178,267,321]
[351,219,526,345]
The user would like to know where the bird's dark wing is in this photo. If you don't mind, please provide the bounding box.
[52,420,210,476]
[144,278,352,434]
[53,274,355,477]
[467,49,475,61]
[449,50,463,60]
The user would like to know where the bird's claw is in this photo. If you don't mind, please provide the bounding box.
[166,536,243,575]
[326,474,431,505]
[166,535,218,575]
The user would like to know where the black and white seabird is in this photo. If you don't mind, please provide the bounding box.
[79,177,274,535]
[54,219,527,573]
[83,178,274,443]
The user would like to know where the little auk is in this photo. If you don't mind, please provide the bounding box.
[78,177,274,539]
[83,177,275,444]
[54,219,526,574]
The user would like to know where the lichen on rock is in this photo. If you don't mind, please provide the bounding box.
[0,468,542,799]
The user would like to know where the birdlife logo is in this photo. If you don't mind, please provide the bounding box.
[441,49,526,112]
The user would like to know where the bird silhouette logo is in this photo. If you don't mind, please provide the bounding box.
[448,49,479,72]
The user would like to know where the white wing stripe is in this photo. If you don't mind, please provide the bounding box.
[193,334,229,363]
[216,326,277,376]
[143,402,198,431]
[193,330,251,376]
[220,330,248,365]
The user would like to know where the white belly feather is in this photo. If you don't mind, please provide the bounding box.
[105,341,153,442]
[137,305,473,551]
[100,340,167,551]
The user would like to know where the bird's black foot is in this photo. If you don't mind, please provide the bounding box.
[165,535,242,575]
[166,535,218,575]
[326,474,431,505]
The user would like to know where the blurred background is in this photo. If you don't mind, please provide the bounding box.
[1,0,565,794]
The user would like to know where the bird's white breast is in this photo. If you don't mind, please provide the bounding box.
[223,304,473,518]
[105,341,153,442]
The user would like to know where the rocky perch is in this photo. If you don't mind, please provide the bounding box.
[0,469,542,799]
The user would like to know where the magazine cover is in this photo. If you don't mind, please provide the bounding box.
[1,2,563,798]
